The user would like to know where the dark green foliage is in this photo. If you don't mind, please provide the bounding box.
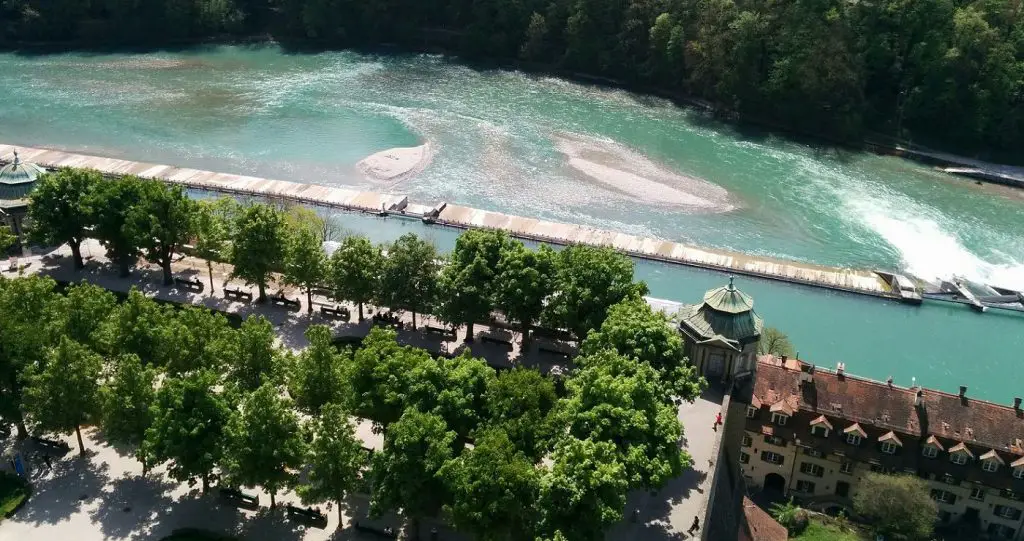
[27,168,100,270]
[493,242,556,344]
[283,227,327,313]
[408,349,496,440]
[297,403,367,524]
[853,473,937,541]
[224,315,283,392]
[231,203,288,303]
[537,437,629,541]
[484,367,559,460]
[89,176,148,277]
[49,281,117,353]
[99,288,177,365]
[131,182,197,286]
[100,354,157,465]
[327,235,383,321]
[377,233,440,330]
[438,230,516,341]
[289,325,347,414]
[347,327,429,427]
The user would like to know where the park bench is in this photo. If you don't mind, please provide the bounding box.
[271,294,301,311]
[219,487,259,509]
[480,335,513,350]
[532,327,575,342]
[425,325,456,339]
[285,504,327,528]
[538,347,572,361]
[174,276,204,293]
[223,287,253,302]
[31,435,71,452]
[353,521,397,539]
[320,305,351,321]
[373,313,404,330]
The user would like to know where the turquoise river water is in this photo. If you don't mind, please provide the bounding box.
[2,45,1023,401]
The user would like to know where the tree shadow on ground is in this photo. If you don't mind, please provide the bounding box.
[15,453,112,526]
[88,473,178,539]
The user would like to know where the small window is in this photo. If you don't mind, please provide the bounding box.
[810,425,829,438]
[931,489,957,504]
[922,446,938,459]
[771,412,789,426]
[1015,467,1024,480]
[800,462,825,477]
[794,480,816,493]
[839,461,853,474]
[803,448,823,458]
[764,435,785,446]
[740,451,750,464]
[741,435,752,447]
[746,406,758,418]
[950,452,969,466]
[983,460,999,473]
[880,441,897,455]
[970,488,985,501]
[995,505,1023,521]
[761,451,784,465]
[846,433,862,446]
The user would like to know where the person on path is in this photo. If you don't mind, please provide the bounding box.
[687,516,700,536]
[713,412,722,431]
[43,454,52,470]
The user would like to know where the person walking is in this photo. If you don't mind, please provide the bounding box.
[687,516,700,536]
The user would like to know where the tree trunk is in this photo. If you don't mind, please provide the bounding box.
[337,497,344,527]
[358,302,364,321]
[521,322,531,351]
[465,321,474,342]
[16,420,27,440]
[412,515,421,541]
[307,288,314,313]
[412,311,417,330]
[270,491,276,507]
[257,281,267,303]
[70,240,84,270]
[207,262,216,295]
[118,257,131,278]
[75,424,86,455]
[202,474,210,494]
[161,256,173,286]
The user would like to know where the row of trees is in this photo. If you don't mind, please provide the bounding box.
[29,168,651,341]
[0,270,703,540]
[2,0,1022,158]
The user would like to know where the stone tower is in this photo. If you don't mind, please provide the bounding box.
[677,277,763,383]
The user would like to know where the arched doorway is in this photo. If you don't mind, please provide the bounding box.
[764,473,786,494]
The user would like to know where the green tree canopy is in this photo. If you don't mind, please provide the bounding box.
[224,315,282,392]
[758,326,795,357]
[544,245,647,339]
[484,367,559,460]
[853,473,937,541]
[194,197,238,294]
[89,175,147,277]
[370,409,456,527]
[283,226,327,313]
[98,288,176,364]
[581,295,704,401]
[223,383,307,506]
[537,437,629,541]
[49,281,117,352]
[327,235,383,321]
[27,168,100,270]
[289,324,347,414]
[409,349,496,440]
[348,327,429,427]
[100,353,157,468]
[231,203,288,303]
[562,349,688,489]
[145,369,231,492]
[377,233,440,330]
[494,243,557,344]
[440,428,540,541]
[438,230,516,341]
[23,337,104,455]
[131,181,197,285]
[163,306,235,375]
[297,403,368,524]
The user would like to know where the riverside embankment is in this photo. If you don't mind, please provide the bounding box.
[1,143,899,300]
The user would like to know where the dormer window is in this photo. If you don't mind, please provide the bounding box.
[878,431,903,455]
[881,441,897,454]
[811,425,828,437]
[771,412,789,426]
[769,400,794,426]
[948,442,973,466]
[747,406,758,418]
[1014,467,1024,480]
[843,423,866,446]
[980,450,1004,473]
[923,446,938,459]
[983,460,999,472]
[847,433,862,446]
[951,453,968,465]
[809,415,832,438]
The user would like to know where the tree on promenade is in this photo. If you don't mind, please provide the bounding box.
[231,203,288,303]
[283,226,326,313]
[494,243,556,346]
[194,197,238,295]
[582,295,704,401]
[438,230,516,341]
[298,403,367,524]
[289,325,347,415]
[164,306,234,375]
[223,383,307,507]
[370,409,456,535]
[22,337,103,455]
[131,181,197,285]
[854,473,936,541]
[377,233,440,330]
[89,176,147,277]
[562,349,687,489]
[145,369,231,493]
[225,315,283,392]
[484,367,559,460]
[27,168,100,270]
[440,427,540,541]
[409,350,496,441]
[348,327,429,427]
[100,354,157,470]
[0,275,61,439]
[543,245,647,339]
[98,288,176,364]
[327,235,382,321]
[49,281,117,352]
[759,327,795,357]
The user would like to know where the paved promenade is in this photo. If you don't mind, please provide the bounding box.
[0,240,725,541]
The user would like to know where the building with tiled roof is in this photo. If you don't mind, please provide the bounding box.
[741,354,1024,540]
[677,278,762,382]
[739,496,788,541]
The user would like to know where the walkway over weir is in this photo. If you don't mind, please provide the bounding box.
[0,143,895,299]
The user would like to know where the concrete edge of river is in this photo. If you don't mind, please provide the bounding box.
[1,142,915,302]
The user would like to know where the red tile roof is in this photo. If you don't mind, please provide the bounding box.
[739,496,788,541]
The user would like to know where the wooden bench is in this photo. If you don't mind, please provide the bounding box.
[174,276,205,293]
[372,314,404,330]
[320,305,351,321]
[285,504,328,528]
[353,521,397,539]
[219,487,259,508]
[223,287,252,302]
[480,335,513,350]
[271,295,301,311]
[31,435,71,452]
[425,325,456,339]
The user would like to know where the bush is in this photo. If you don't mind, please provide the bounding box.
[0,472,31,520]
[771,498,809,535]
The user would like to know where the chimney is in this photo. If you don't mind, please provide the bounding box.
[1015,397,1021,411]
[915,389,923,407]
[781,355,788,362]
[959,386,968,398]
[836,362,845,378]
[887,376,893,388]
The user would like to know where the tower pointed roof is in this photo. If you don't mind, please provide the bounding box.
[0,150,46,201]
[677,277,763,350]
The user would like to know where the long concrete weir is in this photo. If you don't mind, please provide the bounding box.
[1,143,906,300]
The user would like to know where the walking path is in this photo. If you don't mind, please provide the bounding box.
[0,240,725,541]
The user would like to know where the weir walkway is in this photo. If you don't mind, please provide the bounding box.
[1,143,902,300]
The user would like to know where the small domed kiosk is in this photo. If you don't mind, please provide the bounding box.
[0,149,46,240]
[677,277,762,381]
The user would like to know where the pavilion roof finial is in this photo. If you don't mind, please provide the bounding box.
[12,149,18,165]
[728,275,735,291]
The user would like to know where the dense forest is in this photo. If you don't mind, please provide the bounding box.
[1,0,1022,156]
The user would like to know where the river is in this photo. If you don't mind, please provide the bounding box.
[2,44,1023,401]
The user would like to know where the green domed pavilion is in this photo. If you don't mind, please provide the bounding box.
[677,277,763,381]
[0,149,46,242]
